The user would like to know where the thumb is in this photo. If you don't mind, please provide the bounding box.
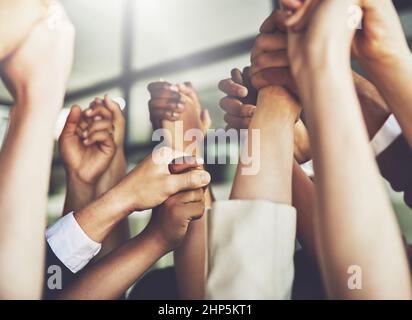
[104,94,125,126]
[167,169,211,194]
[61,105,81,134]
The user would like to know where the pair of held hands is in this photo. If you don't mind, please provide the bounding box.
[218,0,408,164]
[60,94,210,253]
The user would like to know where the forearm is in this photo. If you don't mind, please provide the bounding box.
[58,230,167,300]
[174,215,206,299]
[63,175,95,215]
[354,72,391,139]
[74,186,131,243]
[292,161,317,259]
[174,187,212,299]
[0,105,56,298]
[230,87,295,204]
[303,64,411,299]
[362,53,412,147]
[94,152,129,259]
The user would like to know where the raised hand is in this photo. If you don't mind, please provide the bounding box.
[281,0,411,68]
[250,10,297,93]
[81,95,127,194]
[0,0,51,60]
[146,157,206,253]
[219,68,311,164]
[148,81,211,133]
[113,148,211,213]
[59,104,116,186]
[0,1,74,114]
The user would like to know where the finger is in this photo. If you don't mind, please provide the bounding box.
[251,50,289,76]
[76,126,87,139]
[167,169,211,192]
[90,97,104,109]
[78,116,89,130]
[186,200,206,221]
[149,98,185,112]
[103,94,126,125]
[61,105,81,136]
[177,84,199,104]
[177,93,194,107]
[281,0,303,11]
[147,81,176,92]
[220,98,255,117]
[259,10,290,33]
[148,82,181,99]
[201,109,212,130]
[169,156,203,174]
[242,67,258,105]
[231,68,244,85]
[224,114,252,129]
[218,79,248,98]
[251,67,295,91]
[251,33,287,61]
[84,105,112,120]
[83,131,114,146]
[85,120,114,136]
[285,0,320,32]
[151,109,182,122]
[179,189,205,204]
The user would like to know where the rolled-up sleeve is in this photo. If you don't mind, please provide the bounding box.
[206,200,296,300]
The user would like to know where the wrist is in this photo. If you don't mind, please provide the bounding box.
[14,84,65,116]
[66,170,96,192]
[141,225,172,255]
[256,86,300,123]
[359,49,412,75]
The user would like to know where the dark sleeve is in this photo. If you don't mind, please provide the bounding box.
[376,134,412,208]
[43,242,78,300]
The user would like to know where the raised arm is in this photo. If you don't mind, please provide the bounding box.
[148,82,211,299]
[285,0,411,299]
[57,158,210,300]
[0,3,74,299]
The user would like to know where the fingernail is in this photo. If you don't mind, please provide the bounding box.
[176,103,184,110]
[83,139,89,145]
[201,172,210,185]
[169,85,179,92]
[238,88,248,97]
[83,130,88,138]
[94,116,102,121]
[86,109,93,116]
[172,112,179,118]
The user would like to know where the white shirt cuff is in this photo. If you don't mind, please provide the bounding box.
[371,115,402,156]
[46,212,102,273]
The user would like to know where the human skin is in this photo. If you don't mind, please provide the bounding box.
[230,85,300,205]
[60,96,130,259]
[286,0,411,299]
[56,159,208,300]
[148,82,212,299]
[0,3,74,299]
[281,0,412,148]
[0,0,51,60]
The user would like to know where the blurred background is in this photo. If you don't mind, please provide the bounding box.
[1,0,412,269]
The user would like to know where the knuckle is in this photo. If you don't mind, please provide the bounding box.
[254,34,265,50]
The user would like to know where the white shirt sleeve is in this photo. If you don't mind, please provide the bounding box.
[206,200,296,300]
[371,115,402,156]
[46,212,102,273]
